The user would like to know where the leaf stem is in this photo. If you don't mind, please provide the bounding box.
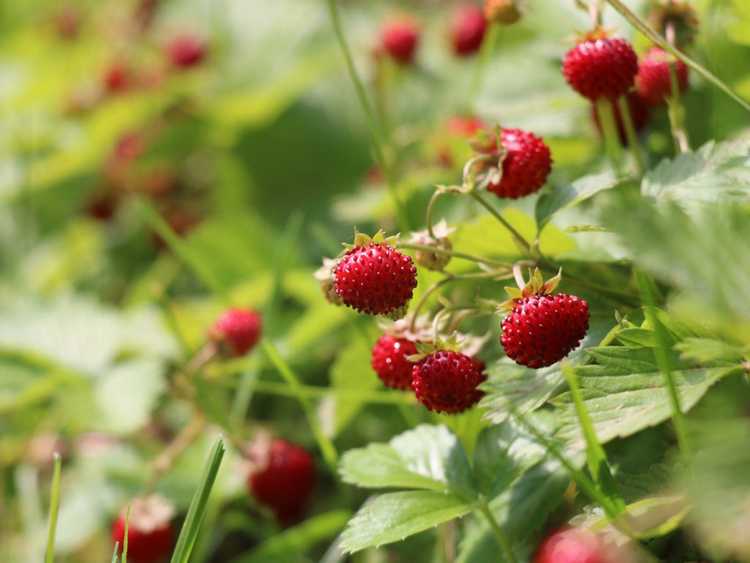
[617,95,646,175]
[44,453,62,563]
[325,0,409,230]
[477,499,517,563]
[425,189,445,239]
[468,24,500,110]
[469,191,531,255]
[398,243,508,267]
[604,0,750,113]
[595,99,625,177]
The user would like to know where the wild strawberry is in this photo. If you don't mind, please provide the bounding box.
[484,0,522,25]
[102,61,133,94]
[447,115,486,137]
[247,437,315,525]
[86,191,118,221]
[591,91,650,145]
[562,33,638,101]
[487,128,552,199]
[166,34,207,69]
[381,18,420,65]
[333,234,417,317]
[451,5,487,57]
[635,47,689,106]
[501,271,589,368]
[111,495,174,563]
[534,528,608,563]
[411,350,486,414]
[210,308,262,357]
[371,335,418,390]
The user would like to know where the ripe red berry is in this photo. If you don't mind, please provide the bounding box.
[501,293,589,368]
[381,19,420,64]
[591,91,650,145]
[451,5,487,57]
[562,36,638,101]
[534,528,608,563]
[166,34,207,69]
[103,61,132,94]
[111,495,174,563]
[333,243,417,317]
[411,351,486,414]
[487,128,552,199]
[371,335,418,390]
[86,191,118,221]
[635,47,689,106]
[210,308,262,356]
[247,438,315,525]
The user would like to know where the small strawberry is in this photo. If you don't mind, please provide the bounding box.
[381,18,420,65]
[591,91,650,145]
[371,335,418,390]
[635,47,689,106]
[487,128,552,199]
[86,191,118,221]
[210,308,262,357]
[111,495,174,563]
[484,0,522,25]
[562,31,638,101]
[534,528,608,563]
[333,231,417,317]
[412,350,486,414]
[247,437,315,525]
[451,5,487,57]
[500,269,589,368]
[166,34,207,69]
[102,61,133,94]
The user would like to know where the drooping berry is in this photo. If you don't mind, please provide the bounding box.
[502,293,589,368]
[487,128,552,199]
[411,351,486,414]
[635,47,689,106]
[210,308,262,356]
[591,91,650,145]
[451,5,487,57]
[562,34,638,101]
[111,495,174,563]
[371,335,418,390]
[247,438,315,525]
[333,243,417,317]
[166,34,207,69]
[484,0,522,25]
[534,528,608,563]
[381,18,420,65]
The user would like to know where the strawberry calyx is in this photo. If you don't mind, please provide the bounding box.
[499,267,561,312]
[343,229,400,251]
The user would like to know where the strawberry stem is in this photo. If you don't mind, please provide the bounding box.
[512,263,526,289]
[595,99,625,177]
[617,95,646,175]
[469,191,532,254]
[398,242,508,267]
[478,499,518,563]
[468,23,500,111]
[665,24,690,154]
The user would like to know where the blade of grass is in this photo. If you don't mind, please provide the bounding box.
[562,362,624,511]
[169,438,226,563]
[44,453,62,563]
[262,341,338,469]
[636,272,692,458]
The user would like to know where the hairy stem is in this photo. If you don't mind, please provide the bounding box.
[398,242,508,267]
[469,191,531,255]
[617,95,646,175]
[478,500,517,563]
[595,98,625,177]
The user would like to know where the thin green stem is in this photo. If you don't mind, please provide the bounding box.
[425,189,445,239]
[468,24,500,110]
[617,95,646,175]
[262,341,339,469]
[477,500,517,563]
[410,278,452,332]
[325,0,409,230]
[667,63,690,153]
[398,243,508,267]
[595,98,624,177]
[239,379,417,405]
[469,191,531,255]
[604,0,750,113]
[122,504,131,563]
[44,453,62,563]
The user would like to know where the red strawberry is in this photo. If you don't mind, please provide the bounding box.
[451,5,487,57]
[381,18,420,65]
[166,34,207,69]
[371,335,418,390]
[562,34,638,101]
[102,61,133,94]
[111,495,174,563]
[635,47,689,106]
[447,115,486,137]
[247,438,315,525]
[487,128,552,199]
[333,242,417,317]
[411,350,486,414]
[210,308,262,356]
[502,293,589,368]
[591,91,650,145]
[535,528,608,563]
[86,191,118,221]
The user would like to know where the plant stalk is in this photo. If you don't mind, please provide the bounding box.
[617,95,646,175]
[469,191,531,255]
[595,98,625,177]
[478,500,517,563]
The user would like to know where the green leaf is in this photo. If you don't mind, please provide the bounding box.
[675,337,746,365]
[229,510,350,563]
[339,491,472,554]
[553,346,742,451]
[590,495,689,540]
[339,424,476,499]
[535,171,621,231]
